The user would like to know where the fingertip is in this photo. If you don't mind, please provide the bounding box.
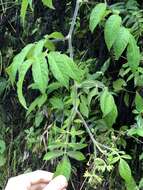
[56,175,68,187]
[43,175,68,190]
[30,170,54,184]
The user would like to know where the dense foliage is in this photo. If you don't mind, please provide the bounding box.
[1,0,143,189]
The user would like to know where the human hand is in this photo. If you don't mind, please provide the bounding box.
[5,170,68,190]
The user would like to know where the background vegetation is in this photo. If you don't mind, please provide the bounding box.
[1,0,143,189]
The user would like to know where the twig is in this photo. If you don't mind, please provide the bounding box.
[0,0,5,13]
[80,177,88,190]
[51,36,69,43]
[51,0,80,59]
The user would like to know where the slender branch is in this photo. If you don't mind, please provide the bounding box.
[68,0,80,59]
[76,110,115,153]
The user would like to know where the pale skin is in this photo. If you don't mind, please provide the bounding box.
[5,170,68,190]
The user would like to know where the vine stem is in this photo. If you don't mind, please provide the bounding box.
[51,0,115,156]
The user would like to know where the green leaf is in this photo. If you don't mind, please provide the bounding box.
[68,143,87,150]
[104,104,118,128]
[139,178,143,189]
[0,155,6,167]
[88,88,98,105]
[135,92,143,112]
[128,127,143,137]
[121,154,132,160]
[44,40,55,51]
[20,0,29,24]
[35,111,44,127]
[89,3,106,32]
[53,52,83,81]
[47,82,62,94]
[119,159,137,190]
[70,127,85,136]
[43,150,63,161]
[48,143,66,150]
[0,140,6,154]
[127,34,140,73]
[48,52,83,88]
[113,79,126,92]
[79,95,89,118]
[26,94,47,116]
[104,14,122,50]
[6,44,34,84]
[54,156,71,181]
[124,93,129,107]
[67,151,85,161]
[109,156,120,165]
[126,180,138,190]
[119,159,132,182]
[32,54,49,93]
[42,0,54,9]
[28,0,33,9]
[100,88,118,127]
[28,83,39,90]
[37,94,47,108]
[33,40,46,56]
[48,53,69,88]
[113,27,130,60]
[17,59,33,109]
[101,58,111,73]
[100,88,114,117]
[50,97,64,110]
[81,80,103,89]
[48,32,64,39]
[0,78,7,96]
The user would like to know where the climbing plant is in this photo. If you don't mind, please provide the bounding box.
[1,0,143,189]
